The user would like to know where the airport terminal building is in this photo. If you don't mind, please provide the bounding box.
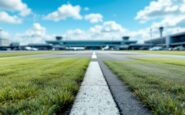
[46,36,137,50]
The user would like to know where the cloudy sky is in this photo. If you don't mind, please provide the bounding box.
[0,0,185,44]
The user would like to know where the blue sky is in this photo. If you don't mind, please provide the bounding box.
[0,0,185,44]
[1,0,150,33]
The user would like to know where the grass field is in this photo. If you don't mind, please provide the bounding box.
[0,51,63,58]
[131,51,185,56]
[0,57,89,114]
[105,58,185,115]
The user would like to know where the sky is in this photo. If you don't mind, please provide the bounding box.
[0,0,185,44]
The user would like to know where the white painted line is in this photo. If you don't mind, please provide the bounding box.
[91,51,97,59]
[70,62,119,115]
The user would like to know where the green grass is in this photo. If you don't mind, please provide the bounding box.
[133,57,185,66]
[131,51,185,56]
[0,57,89,114]
[0,51,63,58]
[105,58,185,115]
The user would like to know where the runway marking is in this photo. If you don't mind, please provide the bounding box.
[91,51,97,59]
[70,61,119,115]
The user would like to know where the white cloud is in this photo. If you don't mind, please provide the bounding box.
[27,23,46,37]
[0,0,32,17]
[0,11,22,24]
[100,21,125,33]
[150,15,185,28]
[15,23,53,45]
[135,0,185,27]
[134,0,185,42]
[0,29,10,39]
[85,13,103,23]
[64,21,127,40]
[135,0,178,22]
[44,4,82,21]
[65,29,90,40]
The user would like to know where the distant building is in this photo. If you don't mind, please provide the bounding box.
[0,38,10,46]
[0,29,10,47]
[145,32,185,48]
[10,42,20,50]
[46,36,137,50]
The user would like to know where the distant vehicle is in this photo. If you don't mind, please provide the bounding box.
[73,47,85,51]
[149,46,163,51]
[25,47,38,51]
[173,46,185,51]
[119,45,129,50]
[139,47,149,50]
[31,48,38,51]
[102,45,110,50]
[66,47,85,51]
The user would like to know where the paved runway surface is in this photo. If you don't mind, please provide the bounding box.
[70,61,119,115]
[11,51,185,60]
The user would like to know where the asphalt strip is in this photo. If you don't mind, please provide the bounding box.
[70,52,119,115]
[98,61,151,115]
